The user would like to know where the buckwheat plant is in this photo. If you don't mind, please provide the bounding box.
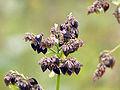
[4,70,43,90]
[93,44,120,81]
[24,13,84,90]
[88,0,120,24]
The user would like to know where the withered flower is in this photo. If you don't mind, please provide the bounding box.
[62,39,84,56]
[93,51,116,81]
[99,52,115,69]
[60,57,83,76]
[93,62,106,81]
[25,13,84,78]
[113,6,120,24]
[24,33,55,54]
[4,70,43,90]
[39,56,60,74]
[88,0,109,15]
[101,1,109,12]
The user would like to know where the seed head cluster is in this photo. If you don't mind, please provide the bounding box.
[62,39,83,56]
[24,13,83,76]
[60,57,83,76]
[24,33,55,54]
[93,52,115,81]
[24,13,83,57]
[4,70,43,90]
[38,56,61,74]
[113,6,120,24]
[39,56,83,76]
[88,0,109,15]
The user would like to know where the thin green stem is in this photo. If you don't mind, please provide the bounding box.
[48,48,57,54]
[56,74,60,90]
[109,44,120,54]
[55,43,61,90]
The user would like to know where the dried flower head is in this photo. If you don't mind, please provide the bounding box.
[93,62,106,81]
[25,13,84,78]
[39,56,83,76]
[88,0,109,15]
[99,52,115,68]
[62,39,84,56]
[24,33,55,54]
[4,70,43,90]
[39,56,60,74]
[113,6,120,24]
[93,51,116,81]
[60,57,83,76]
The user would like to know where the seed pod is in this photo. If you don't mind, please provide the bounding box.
[39,56,60,74]
[93,62,106,81]
[27,78,38,86]
[35,34,43,45]
[53,66,60,74]
[99,52,116,68]
[60,64,67,75]
[71,20,78,28]
[113,6,120,24]
[102,2,109,12]
[4,74,11,86]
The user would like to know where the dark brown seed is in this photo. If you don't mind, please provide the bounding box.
[28,78,38,86]
[71,21,78,28]
[67,70,72,76]
[31,43,37,51]
[60,24,64,31]
[60,66,67,75]
[11,77,16,85]
[4,76,11,86]
[35,34,43,44]
[41,65,48,72]
[74,68,81,75]
[42,48,47,54]
[102,2,109,12]
[53,66,60,74]
[37,46,42,54]
[53,58,59,66]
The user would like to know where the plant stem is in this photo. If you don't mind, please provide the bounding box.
[109,44,120,54]
[48,48,57,54]
[56,74,60,90]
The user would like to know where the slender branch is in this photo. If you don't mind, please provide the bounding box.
[48,48,57,54]
[109,44,120,54]
[56,75,60,90]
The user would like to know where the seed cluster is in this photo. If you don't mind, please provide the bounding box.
[62,39,84,56]
[4,70,43,90]
[24,33,55,54]
[113,6,120,24]
[58,13,80,46]
[25,13,84,77]
[88,0,109,15]
[24,13,83,57]
[39,56,83,76]
[50,13,84,56]
[93,52,115,81]
[38,56,61,74]
[93,62,106,81]
[60,57,83,76]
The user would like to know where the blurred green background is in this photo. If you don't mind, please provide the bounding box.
[0,0,120,90]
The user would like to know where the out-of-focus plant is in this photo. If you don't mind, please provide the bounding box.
[93,44,120,81]
[4,70,43,90]
[88,0,120,24]
[23,13,84,90]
